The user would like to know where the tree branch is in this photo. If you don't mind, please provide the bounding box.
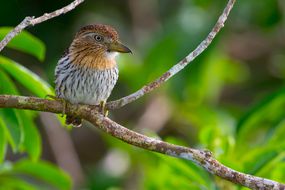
[0,95,284,190]
[107,0,236,110]
[0,0,84,52]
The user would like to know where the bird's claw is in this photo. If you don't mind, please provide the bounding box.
[99,101,109,117]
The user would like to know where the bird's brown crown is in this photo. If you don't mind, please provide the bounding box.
[75,24,119,41]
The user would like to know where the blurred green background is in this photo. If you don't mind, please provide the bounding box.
[0,0,285,189]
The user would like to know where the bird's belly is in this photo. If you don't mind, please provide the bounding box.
[55,63,118,105]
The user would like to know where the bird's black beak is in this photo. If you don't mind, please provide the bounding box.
[108,41,132,53]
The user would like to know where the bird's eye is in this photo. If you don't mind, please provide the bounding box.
[94,35,103,42]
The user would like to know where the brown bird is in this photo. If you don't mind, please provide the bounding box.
[55,24,131,127]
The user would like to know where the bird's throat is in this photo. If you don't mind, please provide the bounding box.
[70,51,117,70]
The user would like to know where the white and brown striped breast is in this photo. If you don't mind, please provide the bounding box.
[55,54,118,105]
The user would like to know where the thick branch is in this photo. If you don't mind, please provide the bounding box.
[0,0,84,52]
[0,95,284,190]
[107,0,236,110]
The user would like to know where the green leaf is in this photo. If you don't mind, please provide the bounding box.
[256,152,285,178]
[0,109,23,152]
[144,154,210,190]
[0,118,7,163]
[0,177,38,190]
[0,68,19,94]
[19,111,41,162]
[241,147,278,174]
[271,163,285,182]
[0,67,41,158]
[0,56,54,97]
[267,119,285,145]
[0,27,45,61]
[0,70,23,152]
[237,87,285,131]
[13,160,72,190]
[158,154,210,188]
[236,87,285,148]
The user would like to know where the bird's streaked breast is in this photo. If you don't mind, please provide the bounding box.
[55,55,119,105]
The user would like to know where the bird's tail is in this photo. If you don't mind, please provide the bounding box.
[66,115,82,127]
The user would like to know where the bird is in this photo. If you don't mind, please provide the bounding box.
[54,24,131,127]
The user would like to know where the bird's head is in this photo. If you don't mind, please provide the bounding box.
[69,24,131,69]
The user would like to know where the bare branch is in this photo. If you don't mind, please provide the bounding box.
[0,0,84,52]
[0,95,284,190]
[107,0,236,110]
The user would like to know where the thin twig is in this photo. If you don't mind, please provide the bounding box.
[0,95,284,190]
[0,0,84,52]
[107,0,236,110]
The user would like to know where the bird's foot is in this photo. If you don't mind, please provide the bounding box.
[99,101,109,117]
[45,95,68,117]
